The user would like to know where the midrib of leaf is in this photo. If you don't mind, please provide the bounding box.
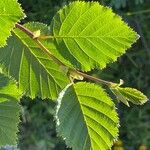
[14,32,63,90]
[49,35,134,38]
[0,14,22,16]
[14,35,66,86]
[121,89,145,99]
[73,85,113,149]
[56,84,90,149]
[57,33,133,68]
[53,34,135,69]
[55,35,135,54]
[72,85,91,150]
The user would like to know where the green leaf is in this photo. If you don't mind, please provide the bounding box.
[0,22,70,100]
[111,87,148,106]
[0,74,22,102]
[0,73,22,147]
[51,1,139,71]
[0,100,21,147]
[0,0,25,47]
[56,82,119,150]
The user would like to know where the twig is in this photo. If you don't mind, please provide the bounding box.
[15,23,34,38]
[15,23,117,87]
[126,9,150,16]
[134,19,150,62]
[72,70,113,86]
[16,23,65,66]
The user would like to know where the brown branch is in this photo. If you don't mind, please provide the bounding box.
[16,23,65,66]
[72,70,113,86]
[15,23,117,87]
[15,23,34,38]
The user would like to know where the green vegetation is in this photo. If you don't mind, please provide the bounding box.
[0,74,22,146]
[0,0,149,149]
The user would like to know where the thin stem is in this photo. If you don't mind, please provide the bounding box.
[126,9,150,16]
[71,70,113,86]
[15,23,34,38]
[15,23,117,87]
[16,23,65,66]
[38,35,54,40]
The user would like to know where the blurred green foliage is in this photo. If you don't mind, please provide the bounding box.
[121,102,150,149]
[18,0,150,149]
[19,97,70,150]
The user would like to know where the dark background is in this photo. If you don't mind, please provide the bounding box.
[16,0,150,149]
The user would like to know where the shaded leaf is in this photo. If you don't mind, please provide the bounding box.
[0,22,70,100]
[56,82,119,150]
[0,73,22,147]
[0,0,25,47]
[110,87,148,106]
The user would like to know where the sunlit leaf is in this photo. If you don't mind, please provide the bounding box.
[56,82,119,150]
[0,0,25,47]
[51,1,139,71]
